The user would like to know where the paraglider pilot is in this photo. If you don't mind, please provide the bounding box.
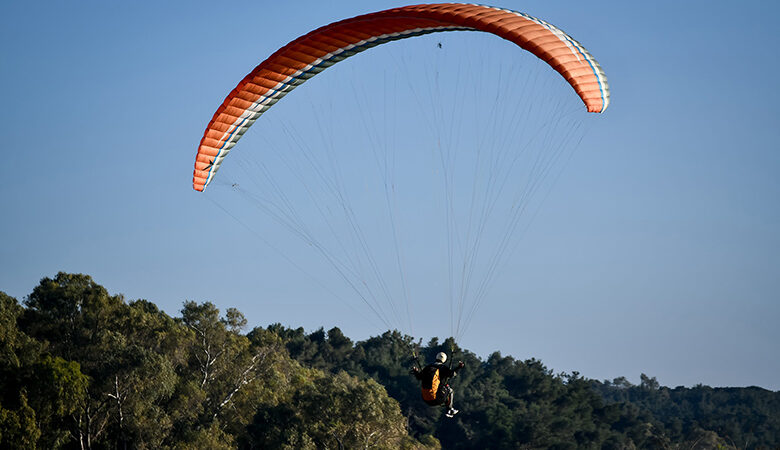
[410,352,464,417]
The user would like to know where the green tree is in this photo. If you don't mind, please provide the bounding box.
[177,301,287,444]
[1,291,89,448]
[19,274,182,449]
[250,370,413,449]
[0,393,40,449]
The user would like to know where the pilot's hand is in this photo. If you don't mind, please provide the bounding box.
[409,367,420,375]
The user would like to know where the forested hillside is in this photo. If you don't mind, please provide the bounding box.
[1,273,778,449]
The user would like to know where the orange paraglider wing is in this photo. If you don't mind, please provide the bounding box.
[193,3,610,191]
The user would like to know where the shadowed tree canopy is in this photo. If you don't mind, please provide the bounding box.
[2,273,779,449]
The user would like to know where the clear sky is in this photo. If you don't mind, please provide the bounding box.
[1,0,778,390]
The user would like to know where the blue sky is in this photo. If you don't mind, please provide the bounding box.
[1,0,778,390]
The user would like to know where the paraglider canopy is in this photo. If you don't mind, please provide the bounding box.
[192,3,610,192]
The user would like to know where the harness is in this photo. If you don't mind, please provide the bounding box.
[421,364,444,401]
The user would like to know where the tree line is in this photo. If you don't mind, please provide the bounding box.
[1,272,777,449]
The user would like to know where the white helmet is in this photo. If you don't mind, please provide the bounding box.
[436,352,447,363]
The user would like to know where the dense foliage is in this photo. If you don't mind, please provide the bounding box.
[0,274,416,449]
[593,376,780,448]
[273,328,780,449]
[1,273,777,449]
